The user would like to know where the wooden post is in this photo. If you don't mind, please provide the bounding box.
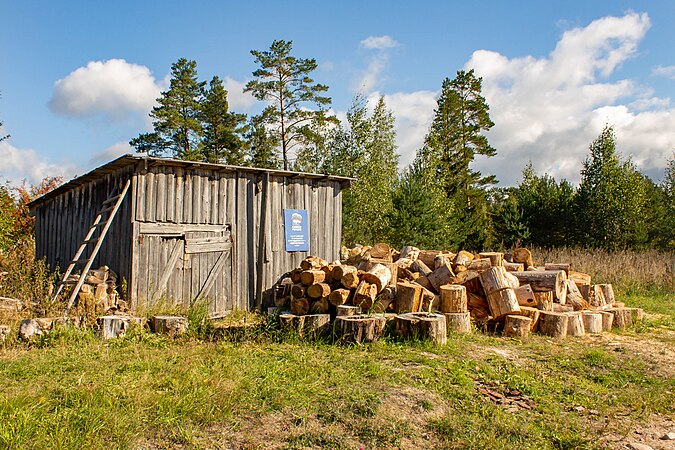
[444,312,471,333]
[538,311,568,338]
[439,284,467,313]
[335,315,387,344]
[394,312,447,346]
[504,315,532,338]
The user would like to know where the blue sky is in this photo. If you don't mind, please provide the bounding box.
[1,1,673,186]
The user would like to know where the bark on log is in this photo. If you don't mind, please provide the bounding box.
[449,270,482,293]
[434,253,456,270]
[565,280,589,311]
[479,267,521,319]
[310,297,330,314]
[395,281,423,313]
[467,292,489,310]
[300,256,328,271]
[321,265,337,283]
[329,288,352,306]
[581,312,603,334]
[444,312,471,333]
[502,268,520,289]
[412,282,438,311]
[452,250,474,272]
[538,311,568,338]
[512,270,567,304]
[149,315,189,335]
[552,304,573,313]
[514,284,537,308]
[335,315,387,344]
[300,270,326,286]
[362,264,393,293]
[290,297,310,315]
[545,263,570,277]
[395,257,414,270]
[307,282,331,299]
[504,262,524,272]
[410,259,432,277]
[394,312,447,346]
[589,285,607,308]
[479,252,504,267]
[534,291,553,311]
[566,312,585,337]
[598,310,614,332]
[568,271,591,286]
[517,306,540,331]
[504,315,532,338]
[399,246,420,261]
[466,258,491,271]
[418,250,442,268]
[607,308,632,331]
[353,280,378,310]
[428,264,456,293]
[280,313,330,338]
[416,275,435,292]
[598,284,616,306]
[372,285,397,313]
[336,305,361,316]
[290,268,303,284]
[512,248,534,268]
[440,284,468,313]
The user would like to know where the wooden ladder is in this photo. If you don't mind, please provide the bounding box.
[54,179,131,315]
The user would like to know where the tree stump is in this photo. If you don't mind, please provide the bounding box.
[512,270,567,304]
[538,311,568,338]
[394,312,447,346]
[335,315,387,344]
[479,267,520,319]
[336,305,361,316]
[149,315,189,335]
[329,288,352,306]
[478,252,504,267]
[598,284,616,306]
[279,313,331,338]
[607,308,632,331]
[514,284,537,308]
[598,310,614,332]
[504,315,532,338]
[395,281,423,313]
[444,312,471,333]
[439,284,467,313]
[428,264,455,292]
[518,306,540,331]
[581,312,603,334]
[565,312,585,337]
[98,315,145,339]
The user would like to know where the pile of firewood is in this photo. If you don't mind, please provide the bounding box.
[68,266,127,317]
[275,244,644,341]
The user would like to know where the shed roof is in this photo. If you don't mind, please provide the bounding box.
[29,154,354,208]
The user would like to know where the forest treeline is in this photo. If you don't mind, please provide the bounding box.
[2,40,673,252]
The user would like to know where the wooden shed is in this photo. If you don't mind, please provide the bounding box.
[29,155,350,316]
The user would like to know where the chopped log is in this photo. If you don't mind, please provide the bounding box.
[417,250,441,268]
[533,291,553,311]
[538,311,568,338]
[98,315,145,339]
[300,270,326,286]
[339,266,360,289]
[479,252,504,267]
[470,307,490,320]
[607,308,632,331]
[566,312,585,337]
[310,297,330,314]
[552,304,574,313]
[399,246,420,261]
[568,271,591,286]
[291,284,306,299]
[395,281,423,313]
[504,315,532,338]
[512,270,567,304]
[372,260,398,287]
[545,263,570,277]
[502,268,520,289]
[503,262,524,272]
[517,306,540,331]
[335,315,387,344]
[290,268,303,284]
[444,312,471,333]
[361,263,393,293]
[412,282,438,311]
[512,248,534,268]
[450,270,481,292]
[394,257,414,270]
[332,264,352,280]
[565,280,589,311]
[434,253,456,270]
[466,258,491,271]
[336,305,361,316]
[280,313,331,338]
[598,284,616,306]
[598,310,614,332]
[439,284,468,313]
[149,316,189,335]
[290,297,310,315]
[589,285,607,308]
[353,280,378,310]
[321,265,337,283]
[514,284,537,308]
[300,256,328,271]
[452,250,474,270]
[629,308,645,324]
[416,275,435,292]
[307,282,331,299]
[581,312,603,334]
[329,288,352,306]
[479,267,521,320]
[394,312,447,346]
[397,267,414,281]
[467,292,489,309]
[410,259,433,277]
[579,285,591,301]
[370,243,392,261]
[428,263,455,293]
[372,285,397,313]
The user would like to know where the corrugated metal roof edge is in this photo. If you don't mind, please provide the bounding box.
[28,154,355,209]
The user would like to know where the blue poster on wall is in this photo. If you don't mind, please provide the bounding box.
[284,209,310,252]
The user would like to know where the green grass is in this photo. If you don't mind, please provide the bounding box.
[1,320,673,450]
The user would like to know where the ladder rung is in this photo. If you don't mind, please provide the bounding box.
[102,195,121,206]
[99,205,115,214]
[82,237,98,244]
[92,222,107,228]
[72,258,91,265]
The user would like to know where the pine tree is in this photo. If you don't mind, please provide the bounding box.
[201,76,247,165]
[245,115,281,169]
[130,58,205,160]
[245,40,335,170]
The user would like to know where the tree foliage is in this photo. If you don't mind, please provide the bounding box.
[201,76,247,165]
[245,40,335,170]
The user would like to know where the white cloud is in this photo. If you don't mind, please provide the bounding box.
[0,141,77,186]
[89,141,133,166]
[221,76,257,111]
[360,35,400,50]
[652,65,675,79]
[49,59,162,121]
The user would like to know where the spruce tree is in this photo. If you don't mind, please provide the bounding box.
[245,40,335,170]
[201,76,247,165]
